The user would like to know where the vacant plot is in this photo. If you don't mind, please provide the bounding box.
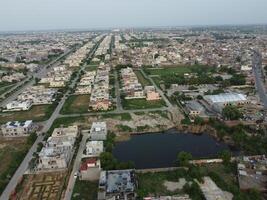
[122,98,166,110]
[0,104,56,123]
[61,95,90,114]
[134,70,151,86]
[143,66,192,76]
[0,138,29,193]
[16,172,66,200]
[137,169,190,198]
[144,65,215,76]
[84,65,97,72]
[72,180,98,200]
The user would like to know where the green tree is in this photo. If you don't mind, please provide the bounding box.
[219,150,231,166]
[100,152,117,170]
[194,116,204,125]
[222,105,243,120]
[178,151,193,166]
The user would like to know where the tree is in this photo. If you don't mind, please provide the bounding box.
[100,152,117,170]
[178,151,193,166]
[219,150,231,166]
[194,116,204,125]
[222,105,243,120]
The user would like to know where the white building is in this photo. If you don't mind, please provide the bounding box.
[90,122,107,141]
[203,92,249,112]
[37,125,79,171]
[1,120,34,137]
[85,141,104,157]
[5,100,33,111]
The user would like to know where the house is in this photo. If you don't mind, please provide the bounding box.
[1,120,35,137]
[90,122,107,141]
[80,158,101,181]
[5,100,33,111]
[144,86,161,101]
[85,141,104,157]
[98,169,137,200]
[38,147,71,170]
[185,100,207,118]
[37,125,79,171]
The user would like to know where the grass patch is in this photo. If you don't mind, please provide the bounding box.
[101,113,132,121]
[137,169,190,198]
[143,65,214,77]
[115,125,133,132]
[71,180,98,200]
[122,98,166,110]
[84,65,97,72]
[0,135,36,194]
[134,70,151,86]
[60,95,90,114]
[0,104,56,123]
[0,85,14,96]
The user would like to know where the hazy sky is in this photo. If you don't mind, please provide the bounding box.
[1,0,267,31]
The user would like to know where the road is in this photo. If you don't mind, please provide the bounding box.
[0,44,89,200]
[0,38,102,199]
[0,47,77,107]
[252,51,267,109]
[64,131,89,200]
[114,70,123,112]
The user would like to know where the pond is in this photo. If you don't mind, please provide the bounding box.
[113,128,239,169]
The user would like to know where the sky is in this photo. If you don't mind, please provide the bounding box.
[0,0,267,31]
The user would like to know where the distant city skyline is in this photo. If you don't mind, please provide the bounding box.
[1,0,267,32]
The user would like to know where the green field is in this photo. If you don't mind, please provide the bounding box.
[0,135,36,194]
[84,65,97,72]
[143,65,215,76]
[60,95,90,114]
[122,98,166,110]
[0,104,56,123]
[71,180,98,200]
[134,70,151,86]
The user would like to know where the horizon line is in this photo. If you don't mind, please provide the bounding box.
[1,23,267,34]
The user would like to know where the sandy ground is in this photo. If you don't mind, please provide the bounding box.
[164,178,187,192]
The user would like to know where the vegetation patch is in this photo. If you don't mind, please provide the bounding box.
[134,70,151,86]
[0,104,56,123]
[122,98,166,110]
[60,95,90,114]
[72,180,98,200]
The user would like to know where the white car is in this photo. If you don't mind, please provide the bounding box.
[74,172,79,179]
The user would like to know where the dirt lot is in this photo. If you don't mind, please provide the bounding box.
[0,104,55,123]
[15,171,67,200]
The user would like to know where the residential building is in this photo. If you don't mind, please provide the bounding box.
[90,122,107,141]
[85,141,104,157]
[98,169,137,200]
[5,100,33,111]
[1,120,35,137]
[80,158,101,181]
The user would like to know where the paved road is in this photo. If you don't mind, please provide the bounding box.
[0,45,87,200]
[64,132,89,200]
[0,48,77,107]
[114,70,123,112]
[252,51,267,109]
[140,69,173,109]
